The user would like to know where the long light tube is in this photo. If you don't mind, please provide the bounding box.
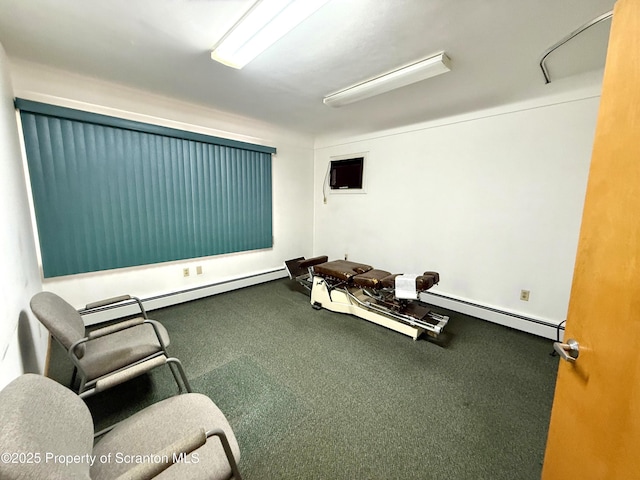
[323,52,451,107]
[211,0,330,69]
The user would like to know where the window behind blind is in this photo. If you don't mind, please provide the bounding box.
[17,99,275,278]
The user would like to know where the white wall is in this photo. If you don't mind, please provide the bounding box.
[4,54,600,340]
[314,94,600,338]
[9,59,315,322]
[0,45,46,389]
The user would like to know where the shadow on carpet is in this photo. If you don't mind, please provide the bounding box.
[190,356,310,466]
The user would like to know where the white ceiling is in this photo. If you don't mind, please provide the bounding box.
[0,0,615,138]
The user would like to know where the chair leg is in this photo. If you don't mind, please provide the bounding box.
[70,366,77,390]
[166,358,193,393]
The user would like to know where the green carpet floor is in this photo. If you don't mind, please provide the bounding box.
[49,279,559,479]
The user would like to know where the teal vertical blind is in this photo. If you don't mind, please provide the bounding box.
[17,100,275,278]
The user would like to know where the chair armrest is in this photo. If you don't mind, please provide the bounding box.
[82,294,149,319]
[85,294,132,310]
[143,319,169,352]
[82,356,168,399]
[68,336,90,361]
[115,428,207,480]
[87,317,145,340]
[68,317,148,360]
[70,318,168,362]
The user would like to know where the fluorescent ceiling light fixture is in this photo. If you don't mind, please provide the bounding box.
[323,52,451,107]
[211,0,330,69]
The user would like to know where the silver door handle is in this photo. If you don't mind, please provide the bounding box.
[553,339,580,363]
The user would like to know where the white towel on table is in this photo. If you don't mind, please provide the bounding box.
[395,273,419,299]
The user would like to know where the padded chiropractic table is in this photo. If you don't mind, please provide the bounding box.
[285,256,449,340]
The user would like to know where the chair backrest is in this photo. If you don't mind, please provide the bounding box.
[30,291,86,356]
[0,374,94,479]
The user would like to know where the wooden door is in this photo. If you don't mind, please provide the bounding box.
[542,0,640,477]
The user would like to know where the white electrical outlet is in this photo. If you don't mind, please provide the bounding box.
[183,268,190,277]
[520,289,530,301]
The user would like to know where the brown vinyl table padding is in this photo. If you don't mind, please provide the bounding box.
[313,259,440,293]
[381,273,437,291]
[313,260,372,282]
[423,271,440,285]
[352,269,392,289]
[298,256,329,269]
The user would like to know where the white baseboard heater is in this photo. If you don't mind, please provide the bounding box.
[421,291,565,341]
[80,267,288,325]
[80,270,565,342]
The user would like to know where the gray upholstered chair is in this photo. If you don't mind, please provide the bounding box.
[30,291,191,399]
[0,374,242,480]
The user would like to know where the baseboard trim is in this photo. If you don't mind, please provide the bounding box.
[421,291,565,340]
[81,267,288,325]
[81,271,566,341]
